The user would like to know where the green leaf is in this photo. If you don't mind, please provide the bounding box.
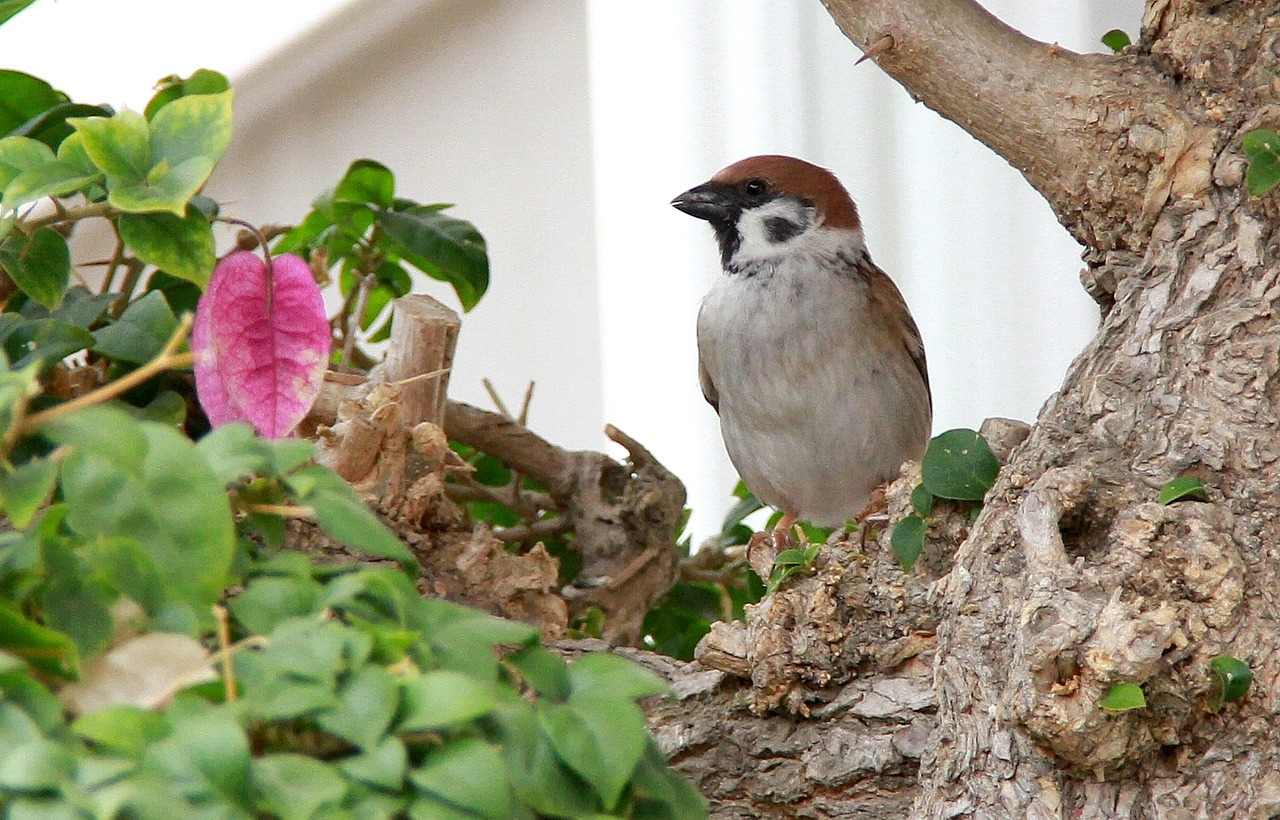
[539,696,647,810]
[1158,476,1208,505]
[144,69,230,120]
[108,155,214,216]
[630,740,708,818]
[0,600,78,679]
[4,318,93,370]
[0,71,65,137]
[492,701,599,816]
[0,737,73,792]
[376,207,488,311]
[2,159,99,209]
[398,669,496,732]
[91,290,178,363]
[921,428,1000,501]
[1099,681,1146,711]
[317,664,400,750]
[890,514,927,573]
[909,483,933,517]
[569,652,668,702]
[229,575,323,635]
[39,539,115,659]
[9,102,113,150]
[252,754,348,820]
[1209,655,1252,708]
[409,738,511,820]
[339,735,407,792]
[335,159,395,209]
[0,2,38,30]
[72,705,171,757]
[0,458,57,528]
[507,645,571,702]
[69,108,151,181]
[0,227,71,309]
[0,135,54,190]
[49,412,236,611]
[1244,128,1280,196]
[288,465,417,568]
[148,89,232,171]
[194,421,271,484]
[1100,29,1131,53]
[118,208,216,287]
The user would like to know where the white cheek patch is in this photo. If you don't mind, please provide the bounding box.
[733,199,816,263]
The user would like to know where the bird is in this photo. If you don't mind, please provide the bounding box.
[672,155,932,573]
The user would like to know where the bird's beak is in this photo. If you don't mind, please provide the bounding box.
[671,183,732,223]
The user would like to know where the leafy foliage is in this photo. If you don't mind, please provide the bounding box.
[0,55,704,817]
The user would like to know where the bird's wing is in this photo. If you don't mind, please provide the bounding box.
[866,261,932,412]
[901,310,931,412]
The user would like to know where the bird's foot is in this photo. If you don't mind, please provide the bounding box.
[747,513,801,582]
[854,485,889,524]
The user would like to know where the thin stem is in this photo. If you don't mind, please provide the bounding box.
[22,201,113,232]
[240,502,316,518]
[100,226,125,296]
[341,273,374,369]
[213,605,237,703]
[22,314,195,431]
[217,217,274,313]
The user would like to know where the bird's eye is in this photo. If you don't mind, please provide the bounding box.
[744,178,769,198]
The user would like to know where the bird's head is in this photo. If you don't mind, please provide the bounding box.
[672,155,862,269]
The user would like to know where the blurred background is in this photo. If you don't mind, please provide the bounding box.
[0,0,1144,541]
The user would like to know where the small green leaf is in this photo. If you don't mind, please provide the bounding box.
[507,645,571,702]
[252,754,348,820]
[0,737,73,792]
[228,575,323,635]
[148,89,232,172]
[0,135,54,190]
[71,705,171,757]
[1099,681,1146,711]
[69,108,151,181]
[288,465,417,568]
[1158,476,1209,505]
[108,155,214,216]
[2,159,98,209]
[1100,29,1131,53]
[118,208,216,286]
[0,71,65,137]
[144,69,230,120]
[0,227,71,309]
[891,514,927,573]
[909,483,933,517]
[409,738,511,820]
[398,670,496,732]
[339,735,407,792]
[376,206,488,311]
[91,290,178,363]
[335,159,395,209]
[0,458,57,528]
[539,696,647,810]
[0,600,78,679]
[921,428,1000,501]
[1209,655,1252,708]
[567,652,668,702]
[316,664,399,750]
[1244,128,1280,196]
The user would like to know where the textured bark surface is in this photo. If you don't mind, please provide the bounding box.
[631,1,1280,817]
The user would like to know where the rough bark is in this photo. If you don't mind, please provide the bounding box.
[655,0,1280,816]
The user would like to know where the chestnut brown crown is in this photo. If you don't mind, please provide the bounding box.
[709,155,861,231]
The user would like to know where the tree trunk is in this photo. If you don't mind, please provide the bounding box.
[651,1,1280,816]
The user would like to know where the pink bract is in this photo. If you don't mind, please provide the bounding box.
[192,250,330,439]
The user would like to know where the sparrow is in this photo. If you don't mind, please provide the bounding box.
[672,155,931,569]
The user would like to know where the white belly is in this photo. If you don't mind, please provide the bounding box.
[698,263,929,526]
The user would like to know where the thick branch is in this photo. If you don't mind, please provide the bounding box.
[820,0,1214,252]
